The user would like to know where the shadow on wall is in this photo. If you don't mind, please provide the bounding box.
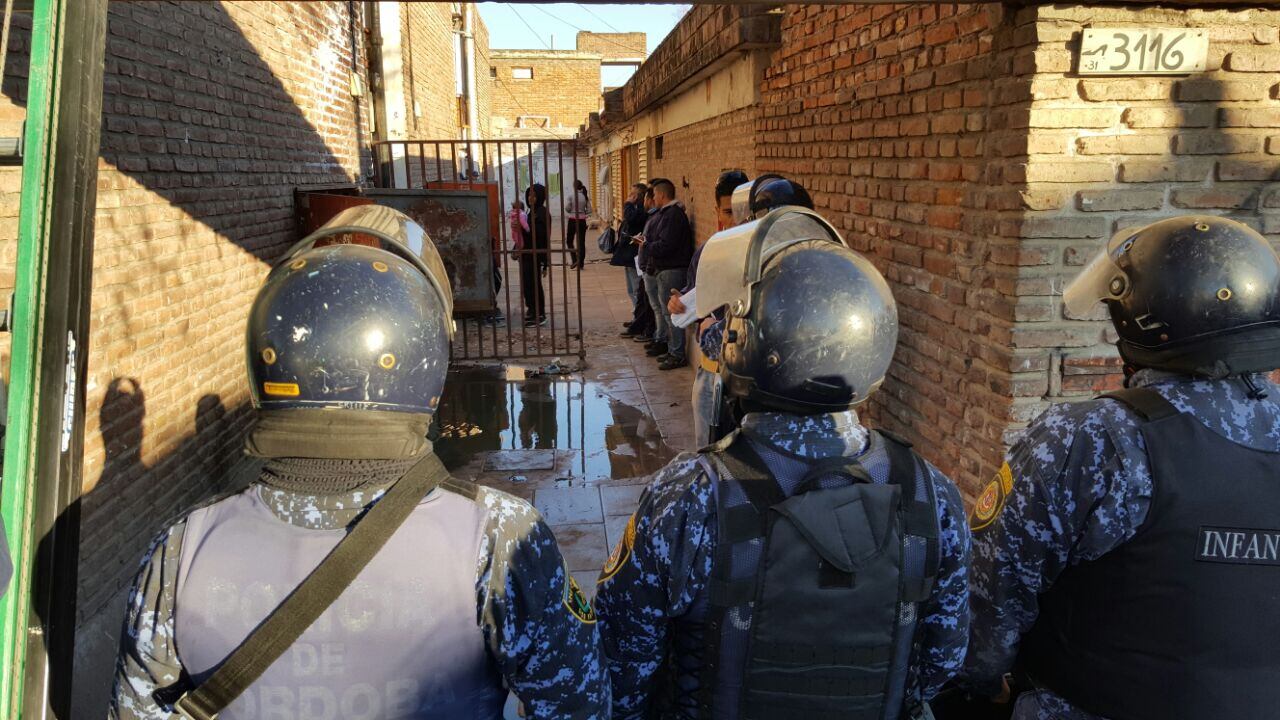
[0,2,376,715]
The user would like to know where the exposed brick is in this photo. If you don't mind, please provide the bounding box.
[1217,160,1280,182]
[1079,79,1174,102]
[1123,106,1214,128]
[1173,132,1263,155]
[1171,187,1260,209]
[1076,135,1169,155]
[1004,216,1109,239]
[1177,78,1274,102]
[1076,189,1165,212]
[1226,49,1280,72]
[1219,108,1280,128]
[1119,159,1214,182]
[1024,162,1115,183]
[1027,107,1116,128]
[1268,136,1280,155]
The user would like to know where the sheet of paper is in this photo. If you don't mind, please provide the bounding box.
[671,288,699,328]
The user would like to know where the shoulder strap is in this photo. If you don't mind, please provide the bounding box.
[879,432,938,603]
[157,453,451,720]
[1099,387,1181,421]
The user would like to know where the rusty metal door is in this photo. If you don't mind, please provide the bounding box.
[372,139,586,363]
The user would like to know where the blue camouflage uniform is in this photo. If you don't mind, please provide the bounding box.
[963,370,1280,720]
[594,409,971,719]
[109,474,609,720]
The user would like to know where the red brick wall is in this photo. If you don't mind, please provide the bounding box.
[10,0,371,624]
[648,107,760,243]
[758,3,1022,494]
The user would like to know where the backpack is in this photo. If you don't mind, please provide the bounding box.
[597,224,618,254]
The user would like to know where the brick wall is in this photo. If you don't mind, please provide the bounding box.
[474,11,493,139]
[1012,5,1280,402]
[0,0,370,651]
[758,3,1022,494]
[490,51,601,135]
[648,106,760,242]
[404,3,461,138]
[576,30,646,60]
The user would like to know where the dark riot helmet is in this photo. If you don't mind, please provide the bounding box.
[730,174,815,224]
[1065,215,1280,376]
[246,205,455,414]
[698,207,898,413]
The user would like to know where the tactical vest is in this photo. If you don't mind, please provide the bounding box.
[693,430,940,720]
[174,481,506,720]
[1018,387,1280,720]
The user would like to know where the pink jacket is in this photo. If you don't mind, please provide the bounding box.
[508,208,530,250]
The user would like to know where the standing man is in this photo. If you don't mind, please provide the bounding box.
[615,182,650,336]
[640,178,694,369]
[962,216,1280,720]
[110,218,608,719]
[673,175,816,443]
[670,170,748,435]
[595,212,970,720]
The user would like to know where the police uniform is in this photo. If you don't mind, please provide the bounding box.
[963,215,1280,720]
[963,371,1280,720]
[109,206,609,720]
[110,468,608,719]
[594,409,971,719]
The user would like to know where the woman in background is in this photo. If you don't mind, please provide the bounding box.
[566,179,591,270]
[521,184,550,327]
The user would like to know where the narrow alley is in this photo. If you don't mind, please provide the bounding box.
[0,0,1275,717]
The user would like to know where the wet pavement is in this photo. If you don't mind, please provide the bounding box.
[435,254,698,600]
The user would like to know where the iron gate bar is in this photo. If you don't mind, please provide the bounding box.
[371,138,586,363]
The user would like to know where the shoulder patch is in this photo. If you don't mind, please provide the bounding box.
[598,513,637,584]
[970,462,1013,531]
[564,571,596,624]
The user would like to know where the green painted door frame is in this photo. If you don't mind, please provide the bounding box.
[0,0,108,716]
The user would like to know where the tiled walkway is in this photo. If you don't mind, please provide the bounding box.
[444,252,697,595]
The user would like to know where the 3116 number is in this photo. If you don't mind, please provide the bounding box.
[1110,31,1187,72]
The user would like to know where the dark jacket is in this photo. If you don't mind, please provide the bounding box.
[642,202,694,274]
[527,205,550,269]
[611,200,647,267]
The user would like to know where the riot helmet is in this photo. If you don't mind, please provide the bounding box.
[1065,215,1280,376]
[730,174,813,224]
[700,207,898,413]
[247,205,454,414]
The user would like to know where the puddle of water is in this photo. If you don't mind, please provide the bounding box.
[432,367,677,482]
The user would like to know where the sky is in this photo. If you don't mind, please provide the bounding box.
[476,3,690,87]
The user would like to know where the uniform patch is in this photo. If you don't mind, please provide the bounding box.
[1197,526,1280,566]
[598,514,636,583]
[564,572,596,623]
[970,463,1012,531]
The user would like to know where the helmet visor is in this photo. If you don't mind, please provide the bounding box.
[696,207,843,318]
[1063,229,1133,317]
[289,204,454,328]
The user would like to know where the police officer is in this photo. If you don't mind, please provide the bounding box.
[688,174,816,446]
[594,206,971,719]
[961,215,1280,720]
[109,207,609,720]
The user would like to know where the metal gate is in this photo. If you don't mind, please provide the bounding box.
[373,139,587,363]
